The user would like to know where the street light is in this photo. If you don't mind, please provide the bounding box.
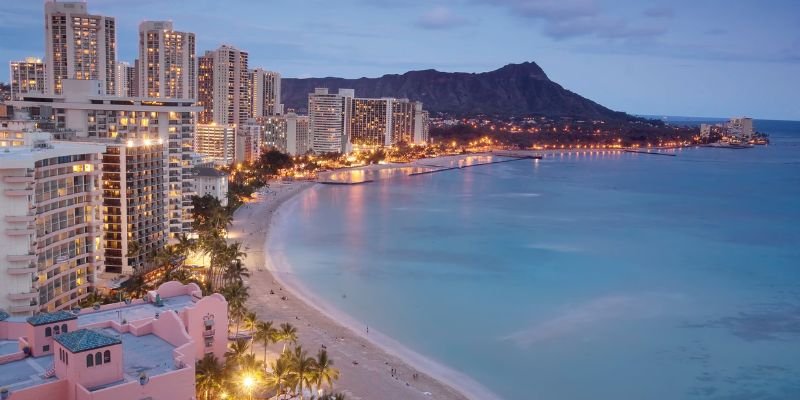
[242,374,255,400]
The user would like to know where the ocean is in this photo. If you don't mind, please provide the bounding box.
[269,119,800,399]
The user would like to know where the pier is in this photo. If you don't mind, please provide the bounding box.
[623,149,677,157]
[408,156,538,176]
[317,179,374,185]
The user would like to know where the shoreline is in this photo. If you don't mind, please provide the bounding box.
[230,175,499,400]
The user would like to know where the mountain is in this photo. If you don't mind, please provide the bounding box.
[281,62,631,120]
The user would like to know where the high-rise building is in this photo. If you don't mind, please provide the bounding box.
[414,108,430,144]
[44,1,117,95]
[350,98,391,149]
[0,132,105,315]
[11,80,199,239]
[349,98,426,149]
[115,61,136,97]
[195,123,236,165]
[285,112,310,156]
[235,119,263,164]
[249,68,282,117]
[197,46,249,126]
[138,21,196,100]
[309,88,353,154]
[94,138,168,276]
[262,116,287,152]
[727,117,754,140]
[10,57,47,100]
[197,53,214,124]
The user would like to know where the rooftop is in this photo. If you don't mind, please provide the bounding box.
[77,295,195,326]
[55,329,121,353]
[194,167,227,178]
[27,310,77,326]
[88,329,178,392]
[0,340,19,357]
[0,355,55,391]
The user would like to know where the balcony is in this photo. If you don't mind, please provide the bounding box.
[5,214,35,223]
[4,188,33,197]
[8,304,37,314]
[7,253,36,263]
[6,228,35,236]
[7,266,37,275]
[3,175,34,184]
[7,290,38,301]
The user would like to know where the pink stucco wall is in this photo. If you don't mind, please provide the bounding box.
[182,293,228,361]
[54,341,123,393]
[75,366,195,400]
[1,379,69,400]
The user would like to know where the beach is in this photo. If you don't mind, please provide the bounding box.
[229,176,488,400]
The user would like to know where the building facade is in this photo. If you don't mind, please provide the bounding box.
[198,46,250,126]
[235,119,263,164]
[0,282,228,400]
[138,21,196,100]
[0,133,105,315]
[10,58,47,100]
[10,80,199,239]
[262,116,287,153]
[285,112,310,156]
[309,88,353,154]
[44,1,117,95]
[115,61,137,98]
[92,138,168,276]
[195,124,236,166]
[249,68,282,117]
[193,167,228,206]
[350,98,392,149]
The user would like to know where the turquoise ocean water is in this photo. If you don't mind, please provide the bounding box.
[270,120,800,399]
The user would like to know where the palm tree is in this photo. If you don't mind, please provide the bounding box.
[226,338,251,368]
[265,356,292,399]
[278,323,298,353]
[242,311,258,337]
[196,354,224,400]
[290,346,318,400]
[121,273,151,299]
[223,258,250,286]
[312,349,339,394]
[254,320,276,362]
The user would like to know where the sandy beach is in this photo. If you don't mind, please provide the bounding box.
[229,177,492,400]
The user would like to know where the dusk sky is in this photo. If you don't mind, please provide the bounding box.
[2,0,798,120]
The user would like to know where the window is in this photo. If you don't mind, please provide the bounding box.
[66,352,69,365]
[103,350,111,363]
[95,352,102,365]
[45,327,52,337]
[86,354,93,367]
[54,325,60,335]
[62,324,68,333]
[43,345,50,352]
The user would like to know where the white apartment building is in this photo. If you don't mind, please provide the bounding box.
[0,133,105,315]
[10,57,47,100]
[263,116,287,153]
[193,167,228,207]
[195,123,236,166]
[198,46,250,126]
[728,117,754,140]
[10,79,200,239]
[249,68,282,117]
[44,1,116,95]
[285,112,310,156]
[309,88,353,154]
[349,97,427,150]
[115,61,137,98]
[138,21,196,100]
[235,119,263,164]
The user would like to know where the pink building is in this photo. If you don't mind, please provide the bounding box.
[0,281,227,400]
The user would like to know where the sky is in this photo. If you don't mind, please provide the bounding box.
[1,0,798,120]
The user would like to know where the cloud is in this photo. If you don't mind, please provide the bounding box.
[643,6,674,19]
[416,6,468,30]
[475,0,668,40]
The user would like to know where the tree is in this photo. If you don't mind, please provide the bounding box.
[196,354,225,400]
[256,149,293,177]
[277,323,298,353]
[226,338,251,368]
[221,282,249,336]
[290,346,318,400]
[312,349,339,394]
[120,273,151,299]
[254,320,277,364]
[242,311,259,345]
[265,356,292,399]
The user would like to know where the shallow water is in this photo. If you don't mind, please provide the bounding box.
[271,120,800,399]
